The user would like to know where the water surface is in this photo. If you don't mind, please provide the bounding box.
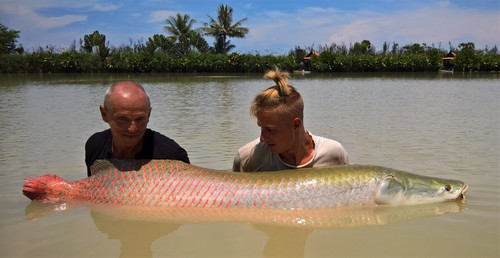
[0,72,498,257]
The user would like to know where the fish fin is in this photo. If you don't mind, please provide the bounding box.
[375,175,405,205]
[90,159,153,175]
[22,174,72,203]
[90,159,115,175]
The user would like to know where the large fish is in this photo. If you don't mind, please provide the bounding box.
[22,159,467,209]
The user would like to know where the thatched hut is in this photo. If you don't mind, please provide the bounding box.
[442,51,456,70]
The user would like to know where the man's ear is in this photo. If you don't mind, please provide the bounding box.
[99,105,109,123]
[293,117,302,129]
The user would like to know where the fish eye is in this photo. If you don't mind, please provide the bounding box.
[444,185,452,192]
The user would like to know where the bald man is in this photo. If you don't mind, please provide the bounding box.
[85,81,190,176]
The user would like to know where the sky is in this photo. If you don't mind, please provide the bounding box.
[1,0,499,54]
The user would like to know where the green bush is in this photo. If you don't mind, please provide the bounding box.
[104,51,149,73]
[0,54,27,72]
[1,49,498,73]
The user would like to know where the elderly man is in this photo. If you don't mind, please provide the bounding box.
[85,81,189,176]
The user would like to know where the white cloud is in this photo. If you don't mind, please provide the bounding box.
[1,0,498,53]
[238,2,500,53]
[0,1,89,50]
[241,8,344,53]
[91,3,120,12]
[149,10,179,23]
[39,15,87,29]
[327,4,500,49]
[0,2,86,30]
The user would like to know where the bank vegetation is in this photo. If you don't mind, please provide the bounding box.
[1,5,499,74]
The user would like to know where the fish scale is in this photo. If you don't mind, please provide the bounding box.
[22,159,467,209]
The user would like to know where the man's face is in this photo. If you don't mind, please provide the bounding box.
[101,93,151,149]
[256,110,298,154]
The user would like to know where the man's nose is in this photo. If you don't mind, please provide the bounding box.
[128,121,138,132]
[260,130,267,142]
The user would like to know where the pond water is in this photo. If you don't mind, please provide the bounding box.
[0,72,498,257]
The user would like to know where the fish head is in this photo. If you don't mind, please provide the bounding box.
[375,172,468,205]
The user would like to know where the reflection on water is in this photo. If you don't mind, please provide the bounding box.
[1,73,499,257]
[247,225,313,258]
[25,200,466,229]
[25,200,465,258]
[91,211,180,258]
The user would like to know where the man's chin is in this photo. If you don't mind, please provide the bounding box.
[120,136,141,146]
[267,145,280,153]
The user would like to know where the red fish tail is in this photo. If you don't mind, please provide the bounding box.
[23,174,73,203]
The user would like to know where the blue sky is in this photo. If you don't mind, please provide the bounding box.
[1,0,499,54]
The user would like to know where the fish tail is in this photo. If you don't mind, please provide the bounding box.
[23,174,72,203]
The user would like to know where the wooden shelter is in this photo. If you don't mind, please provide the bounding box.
[300,51,320,72]
[442,51,456,70]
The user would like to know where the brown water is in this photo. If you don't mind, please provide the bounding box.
[0,72,498,257]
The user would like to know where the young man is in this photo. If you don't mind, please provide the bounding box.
[85,81,189,176]
[233,68,348,172]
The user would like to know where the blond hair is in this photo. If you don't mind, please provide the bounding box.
[250,67,304,119]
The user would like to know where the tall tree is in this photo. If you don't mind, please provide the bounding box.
[202,4,249,54]
[145,34,175,54]
[164,13,208,55]
[82,30,109,59]
[350,40,374,55]
[456,42,479,71]
[0,23,23,54]
[403,43,425,54]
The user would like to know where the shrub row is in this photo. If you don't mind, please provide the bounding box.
[312,52,443,72]
[1,51,498,73]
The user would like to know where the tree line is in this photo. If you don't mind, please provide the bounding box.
[1,4,499,73]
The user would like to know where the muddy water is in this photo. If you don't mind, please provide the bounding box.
[0,73,498,257]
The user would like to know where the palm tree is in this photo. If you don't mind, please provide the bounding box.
[164,13,208,55]
[202,4,249,54]
[144,34,175,55]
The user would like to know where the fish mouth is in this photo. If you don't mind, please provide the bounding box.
[458,184,469,199]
